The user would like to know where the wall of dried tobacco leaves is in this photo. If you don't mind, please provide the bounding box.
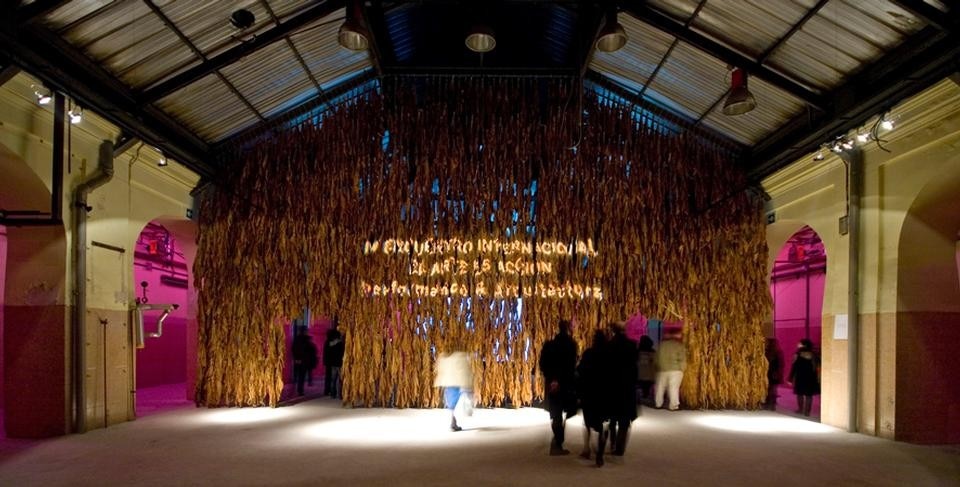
[195,78,769,409]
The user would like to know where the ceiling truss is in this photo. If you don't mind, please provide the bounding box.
[0,0,956,181]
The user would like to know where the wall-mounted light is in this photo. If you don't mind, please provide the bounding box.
[596,12,627,52]
[150,146,168,166]
[465,24,496,53]
[68,106,82,124]
[32,85,52,105]
[338,0,369,51]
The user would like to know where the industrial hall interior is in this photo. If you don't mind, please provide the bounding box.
[1,0,959,486]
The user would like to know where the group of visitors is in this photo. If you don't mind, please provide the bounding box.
[540,320,687,467]
[537,320,820,467]
[291,320,345,397]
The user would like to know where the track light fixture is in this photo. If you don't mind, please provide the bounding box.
[68,106,82,124]
[722,67,756,116]
[33,85,52,105]
[596,11,627,53]
[155,146,168,167]
[880,116,894,131]
[465,24,496,53]
[338,0,369,51]
[811,110,898,161]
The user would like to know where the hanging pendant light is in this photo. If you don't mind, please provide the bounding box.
[596,12,627,53]
[338,0,369,51]
[722,67,757,116]
[465,24,496,53]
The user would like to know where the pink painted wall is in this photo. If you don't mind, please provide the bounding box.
[3,225,68,438]
[771,273,825,349]
[134,225,193,389]
[770,235,824,350]
[0,225,6,407]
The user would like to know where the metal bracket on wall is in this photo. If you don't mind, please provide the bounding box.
[91,241,126,253]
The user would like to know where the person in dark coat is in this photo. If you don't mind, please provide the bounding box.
[787,338,820,416]
[291,331,316,396]
[764,338,784,410]
[324,320,345,398]
[605,322,638,457]
[539,319,578,456]
[305,334,318,387]
[577,329,610,466]
[636,335,656,403]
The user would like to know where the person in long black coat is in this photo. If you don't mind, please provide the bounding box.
[323,321,345,398]
[605,322,638,456]
[577,329,611,466]
[539,319,578,456]
[788,338,820,416]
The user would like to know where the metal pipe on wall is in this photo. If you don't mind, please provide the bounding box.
[71,140,114,433]
[805,264,811,340]
[841,148,863,433]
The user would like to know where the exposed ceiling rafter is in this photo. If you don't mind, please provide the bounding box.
[749,26,960,179]
[142,0,265,122]
[361,0,391,75]
[0,63,20,86]
[139,0,346,103]
[260,0,328,97]
[586,70,747,155]
[575,4,605,79]
[0,19,215,178]
[695,0,827,123]
[215,69,378,152]
[890,0,954,31]
[619,1,826,110]
[639,0,707,102]
[382,66,578,76]
[14,0,68,23]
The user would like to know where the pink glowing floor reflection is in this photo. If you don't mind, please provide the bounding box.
[135,383,192,417]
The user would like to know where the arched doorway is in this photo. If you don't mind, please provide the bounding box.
[769,225,826,418]
[131,218,196,416]
[0,143,69,438]
[895,164,960,444]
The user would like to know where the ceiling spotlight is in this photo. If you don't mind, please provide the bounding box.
[68,106,82,124]
[857,132,870,143]
[33,85,52,105]
[465,24,496,53]
[338,1,369,51]
[880,117,894,131]
[722,67,756,116]
[596,13,627,52]
[842,139,855,150]
[813,150,825,161]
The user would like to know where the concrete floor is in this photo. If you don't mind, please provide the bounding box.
[1,398,958,487]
